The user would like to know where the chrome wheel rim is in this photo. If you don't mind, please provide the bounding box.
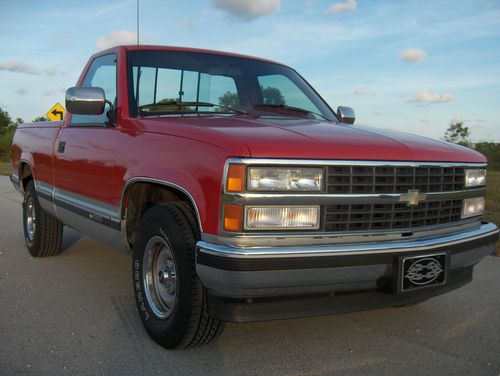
[25,197,36,244]
[142,236,177,319]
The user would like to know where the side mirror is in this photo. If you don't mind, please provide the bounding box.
[337,106,355,124]
[65,87,106,115]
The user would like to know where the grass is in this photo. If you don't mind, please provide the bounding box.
[485,170,500,256]
[0,161,11,176]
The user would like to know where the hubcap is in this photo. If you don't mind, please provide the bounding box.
[25,197,36,244]
[142,236,177,319]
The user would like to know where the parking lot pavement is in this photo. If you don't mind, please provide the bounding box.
[0,174,499,376]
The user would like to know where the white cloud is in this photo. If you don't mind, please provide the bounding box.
[0,60,62,76]
[400,48,427,63]
[213,0,281,21]
[0,60,41,75]
[96,30,137,51]
[408,89,456,104]
[327,0,357,14]
[180,18,198,30]
[43,87,66,96]
[14,88,29,96]
[353,86,375,96]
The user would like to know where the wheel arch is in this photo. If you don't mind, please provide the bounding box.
[18,159,35,193]
[120,177,203,252]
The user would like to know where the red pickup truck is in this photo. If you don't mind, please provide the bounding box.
[10,45,498,349]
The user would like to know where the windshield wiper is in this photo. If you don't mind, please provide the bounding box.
[139,101,248,115]
[253,103,331,122]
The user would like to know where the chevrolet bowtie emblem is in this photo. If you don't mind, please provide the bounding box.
[399,189,427,206]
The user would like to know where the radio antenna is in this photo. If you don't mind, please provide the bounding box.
[136,0,140,47]
[135,0,141,110]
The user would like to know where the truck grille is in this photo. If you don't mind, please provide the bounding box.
[324,200,463,232]
[327,166,465,194]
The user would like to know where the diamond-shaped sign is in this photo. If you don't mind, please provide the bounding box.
[46,102,65,121]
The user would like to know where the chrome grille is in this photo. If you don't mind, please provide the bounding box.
[324,200,463,232]
[327,166,465,194]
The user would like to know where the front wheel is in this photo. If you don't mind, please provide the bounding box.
[132,202,224,349]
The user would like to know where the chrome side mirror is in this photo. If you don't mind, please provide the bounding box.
[65,87,106,115]
[337,106,355,124]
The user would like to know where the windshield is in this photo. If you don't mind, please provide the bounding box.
[127,50,337,121]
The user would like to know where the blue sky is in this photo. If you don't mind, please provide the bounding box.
[1,0,499,141]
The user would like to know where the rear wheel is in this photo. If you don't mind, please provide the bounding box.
[22,180,63,257]
[132,202,224,349]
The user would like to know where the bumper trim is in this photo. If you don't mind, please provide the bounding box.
[198,229,498,271]
[197,222,498,259]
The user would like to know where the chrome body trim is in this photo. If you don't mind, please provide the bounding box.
[54,188,121,223]
[197,222,498,258]
[10,173,21,192]
[224,188,486,203]
[225,158,488,168]
[202,219,482,248]
[34,180,58,216]
[120,177,204,252]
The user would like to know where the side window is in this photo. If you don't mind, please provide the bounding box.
[257,74,318,113]
[70,54,117,126]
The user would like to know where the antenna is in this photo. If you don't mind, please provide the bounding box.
[136,0,140,47]
[135,0,141,110]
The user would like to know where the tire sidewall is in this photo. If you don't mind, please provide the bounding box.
[22,181,41,255]
[132,206,195,348]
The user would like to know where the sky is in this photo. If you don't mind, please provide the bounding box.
[0,0,499,141]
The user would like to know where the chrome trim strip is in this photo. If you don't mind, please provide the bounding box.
[120,177,204,252]
[203,219,482,247]
[120,177,203,231]
[224,188,486,202]
[54,188,121,223]
[197,223,498,258]
[226,158,488,168]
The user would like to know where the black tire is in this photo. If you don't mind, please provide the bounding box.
[22,180,63,257]
[132,202,224,349]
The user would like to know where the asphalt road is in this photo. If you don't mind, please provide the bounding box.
[1,175,499,376]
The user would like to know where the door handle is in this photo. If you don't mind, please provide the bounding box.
[58,141,66,153]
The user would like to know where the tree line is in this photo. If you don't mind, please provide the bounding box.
[0,106,498,170]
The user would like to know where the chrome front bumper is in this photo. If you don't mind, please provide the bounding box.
[196,223,498,300]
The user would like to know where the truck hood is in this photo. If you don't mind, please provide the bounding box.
[145,116,485,163]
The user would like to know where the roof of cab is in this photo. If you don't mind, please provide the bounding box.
[96,44,284,66]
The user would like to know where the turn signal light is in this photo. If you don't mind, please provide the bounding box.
[226,164,245,192]
[223,204,243,232]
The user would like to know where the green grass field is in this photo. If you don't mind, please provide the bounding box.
[0,161,11,176]
[485,170,500,224]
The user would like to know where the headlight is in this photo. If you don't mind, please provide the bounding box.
[465,169,486,187]
[462,197,485,218]
[248,167,323,192]
[245,206,320,230]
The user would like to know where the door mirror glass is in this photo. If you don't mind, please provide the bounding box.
[66,86,106,115]
[337,106,355,124]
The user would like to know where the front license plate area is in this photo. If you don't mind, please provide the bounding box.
[397,252,448,293]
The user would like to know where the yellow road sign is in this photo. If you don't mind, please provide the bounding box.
[46,102,65,121]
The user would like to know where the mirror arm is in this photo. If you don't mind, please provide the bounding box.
[105,99,117,126]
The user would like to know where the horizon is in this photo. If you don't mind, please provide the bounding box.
[1,0,499,141]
